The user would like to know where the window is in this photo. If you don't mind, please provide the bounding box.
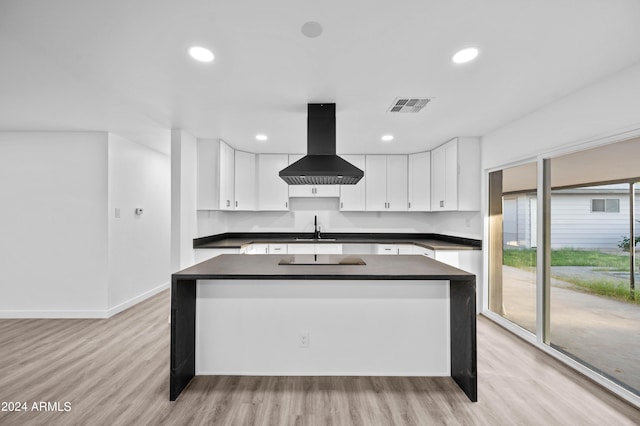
[591,198,620,213]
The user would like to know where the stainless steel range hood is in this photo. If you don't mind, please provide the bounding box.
[279,103,364,185]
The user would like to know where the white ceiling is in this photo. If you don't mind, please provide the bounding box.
[1,0,640,156]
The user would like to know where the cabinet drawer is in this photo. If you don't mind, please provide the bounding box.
[268,244,288,254]
[377,244,399,255]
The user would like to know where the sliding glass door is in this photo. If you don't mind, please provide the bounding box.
[488,137,640,397]
[488,163,537,334]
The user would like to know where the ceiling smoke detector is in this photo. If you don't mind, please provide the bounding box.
[388,98,431,113]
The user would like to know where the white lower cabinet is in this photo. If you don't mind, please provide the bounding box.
[246,244,269,254]
[194,248,242,263]
[268,244,287,254]
[287,244,315,254]
[414,246,435,258]
[314,244,343,254]
[377,244,400,255]
[435,250,460,267]
[287,244,342,254]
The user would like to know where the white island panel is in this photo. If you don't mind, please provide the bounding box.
[195,279,450,376]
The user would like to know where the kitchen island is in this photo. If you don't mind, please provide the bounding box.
[170,254,476,402]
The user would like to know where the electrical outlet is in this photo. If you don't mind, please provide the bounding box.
[298,332,310,348]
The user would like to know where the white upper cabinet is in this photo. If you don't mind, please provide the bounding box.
[386,155,408,211]
[219,140,235,210]
[287,154,340,197]
[339,155,366,211]
[197,139,218,210]
[257,154,289,211]
[234,150,256,210]
[365,155,408,211]
[408,151,431,211]
[430,137,480,211]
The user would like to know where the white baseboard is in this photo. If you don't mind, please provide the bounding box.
[107,281,169,318]
[0,282,169,319]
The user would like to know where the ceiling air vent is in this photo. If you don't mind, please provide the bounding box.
[388,97,431,113]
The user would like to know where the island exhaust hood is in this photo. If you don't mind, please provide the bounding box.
[279,103,364,185]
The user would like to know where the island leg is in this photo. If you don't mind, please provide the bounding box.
[450,278,477,402]
[170,277,196,401]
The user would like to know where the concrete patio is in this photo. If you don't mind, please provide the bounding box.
[500,265,640,393]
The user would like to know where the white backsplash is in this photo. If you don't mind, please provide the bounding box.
[197,197,482,239]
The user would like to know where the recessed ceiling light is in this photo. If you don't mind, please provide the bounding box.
[381,135,394,142]
[255,134,268,141]
[301,21,323,38]
[188,46,214,62]
[452,47,479,64]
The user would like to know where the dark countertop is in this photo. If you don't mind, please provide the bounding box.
[173,253,475,281]
[193,232,481,251]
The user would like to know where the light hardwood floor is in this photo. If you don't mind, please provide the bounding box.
[0,290,638,425]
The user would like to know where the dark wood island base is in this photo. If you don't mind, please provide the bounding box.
[169,254,477,402]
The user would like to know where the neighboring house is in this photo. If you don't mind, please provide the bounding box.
[504,184,640,249]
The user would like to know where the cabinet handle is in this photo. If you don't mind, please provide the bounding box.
[235,201,238,208]
[226,200,230,207]
[285,201,288,208]
[440,200,444,208]
[340,202,343,208]
[408,202,411,208]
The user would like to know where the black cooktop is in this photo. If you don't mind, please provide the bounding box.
[278,255,366,266]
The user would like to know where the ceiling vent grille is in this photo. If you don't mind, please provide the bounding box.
[388,97,431,113]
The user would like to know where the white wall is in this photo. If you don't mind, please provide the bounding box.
[482,62,640,170]
[171,129,198,271]
[0,132,109,317]
[107,134,171,315]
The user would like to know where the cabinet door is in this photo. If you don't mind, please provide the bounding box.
[377,244,399,255]
[257,154,289,211]
[234,151,255,210]
[408,152,431,211]
[246,244,269,255]
[287,244,315,254]
[413,246,435,258]
[431,144,446,211]
[219,140,235,210]
[397,244,414,255]
[386,155,408,211]
[268,244,287,254]
[314,244,343,254]
[314,185,340,197]
[197,140,217,210]
[365,155,388,211]
[339,155,366,211]
[287,155,312,197]
[435,250,460,268]
[443,140,459,210]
